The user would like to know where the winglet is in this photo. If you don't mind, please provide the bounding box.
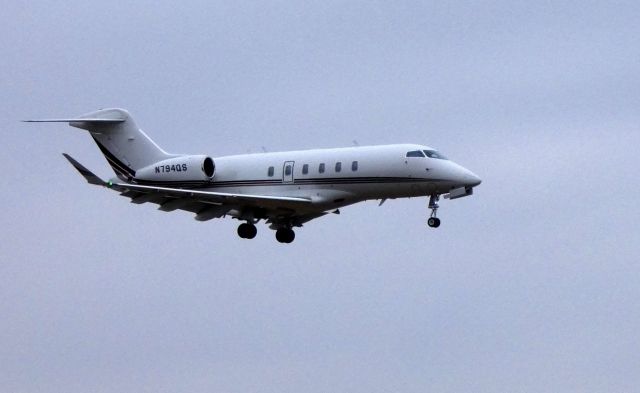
[62,153,106,186]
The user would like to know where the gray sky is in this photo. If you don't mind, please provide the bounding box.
[1,1,639,392]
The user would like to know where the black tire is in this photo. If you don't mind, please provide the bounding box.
[427,217,437,227]
[276,228,295,243]
[432,217,441,228]
[238,223,257,239]
[237,223,247,238]
[284,229,295,243]
[245,224,257,239]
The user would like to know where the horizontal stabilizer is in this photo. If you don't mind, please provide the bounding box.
[62,153,106,186]
[23,118,125,123]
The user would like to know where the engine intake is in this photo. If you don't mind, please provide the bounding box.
[202,156,214,178]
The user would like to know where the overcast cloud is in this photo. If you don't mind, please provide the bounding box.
[1,1,639,392]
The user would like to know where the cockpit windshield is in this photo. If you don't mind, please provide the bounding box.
[423,150,448,160]
[406,150,425,158]
[406,149,448,159]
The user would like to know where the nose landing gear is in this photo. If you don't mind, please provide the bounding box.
[427,217,441,228]
[427,194,441,228]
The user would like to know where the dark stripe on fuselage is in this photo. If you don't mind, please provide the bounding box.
[92,137,136,177]
[130,176,447,189]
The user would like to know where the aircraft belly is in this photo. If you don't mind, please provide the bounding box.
[208,181,428,202]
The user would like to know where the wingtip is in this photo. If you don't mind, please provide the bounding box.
[61,152,78,165]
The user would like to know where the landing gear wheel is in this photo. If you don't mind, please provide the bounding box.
[427,217,441,228]
[237,223,257,239]
[427,194,441,228]
[275,228,295,243]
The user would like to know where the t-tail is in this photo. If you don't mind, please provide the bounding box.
[25,108,175,180]
[25,108,216,186]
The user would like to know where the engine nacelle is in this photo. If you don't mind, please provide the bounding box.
[135,155,215,182]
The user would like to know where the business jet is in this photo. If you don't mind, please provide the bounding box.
[26,108,481,243]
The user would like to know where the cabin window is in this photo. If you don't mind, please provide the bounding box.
[406,150,425,158]
[335,162,342,172]
[351,161,358,171]
[319,163,325,173]
[302,164,309,175]
[267,166,274,177]
[284,165,292,176]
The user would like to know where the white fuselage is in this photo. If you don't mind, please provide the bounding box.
[206,144,480,212]
[30,108,482,242]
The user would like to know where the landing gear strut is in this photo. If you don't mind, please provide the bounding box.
[237,222,257,239]
[427,194,441,228]
[275,228,295,243]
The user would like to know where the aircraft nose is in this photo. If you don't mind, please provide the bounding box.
[458,167,481,187]
[466,171,482,187]
[447,162,482,188]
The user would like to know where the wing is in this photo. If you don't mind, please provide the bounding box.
[63,153,318,223]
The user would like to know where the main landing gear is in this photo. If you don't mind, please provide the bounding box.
[275,228,295,244]
[237,222,296,243]
[237,222,257,239]
[427,194,441,228]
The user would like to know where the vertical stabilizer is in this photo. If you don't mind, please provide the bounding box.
[68,108,174,179]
